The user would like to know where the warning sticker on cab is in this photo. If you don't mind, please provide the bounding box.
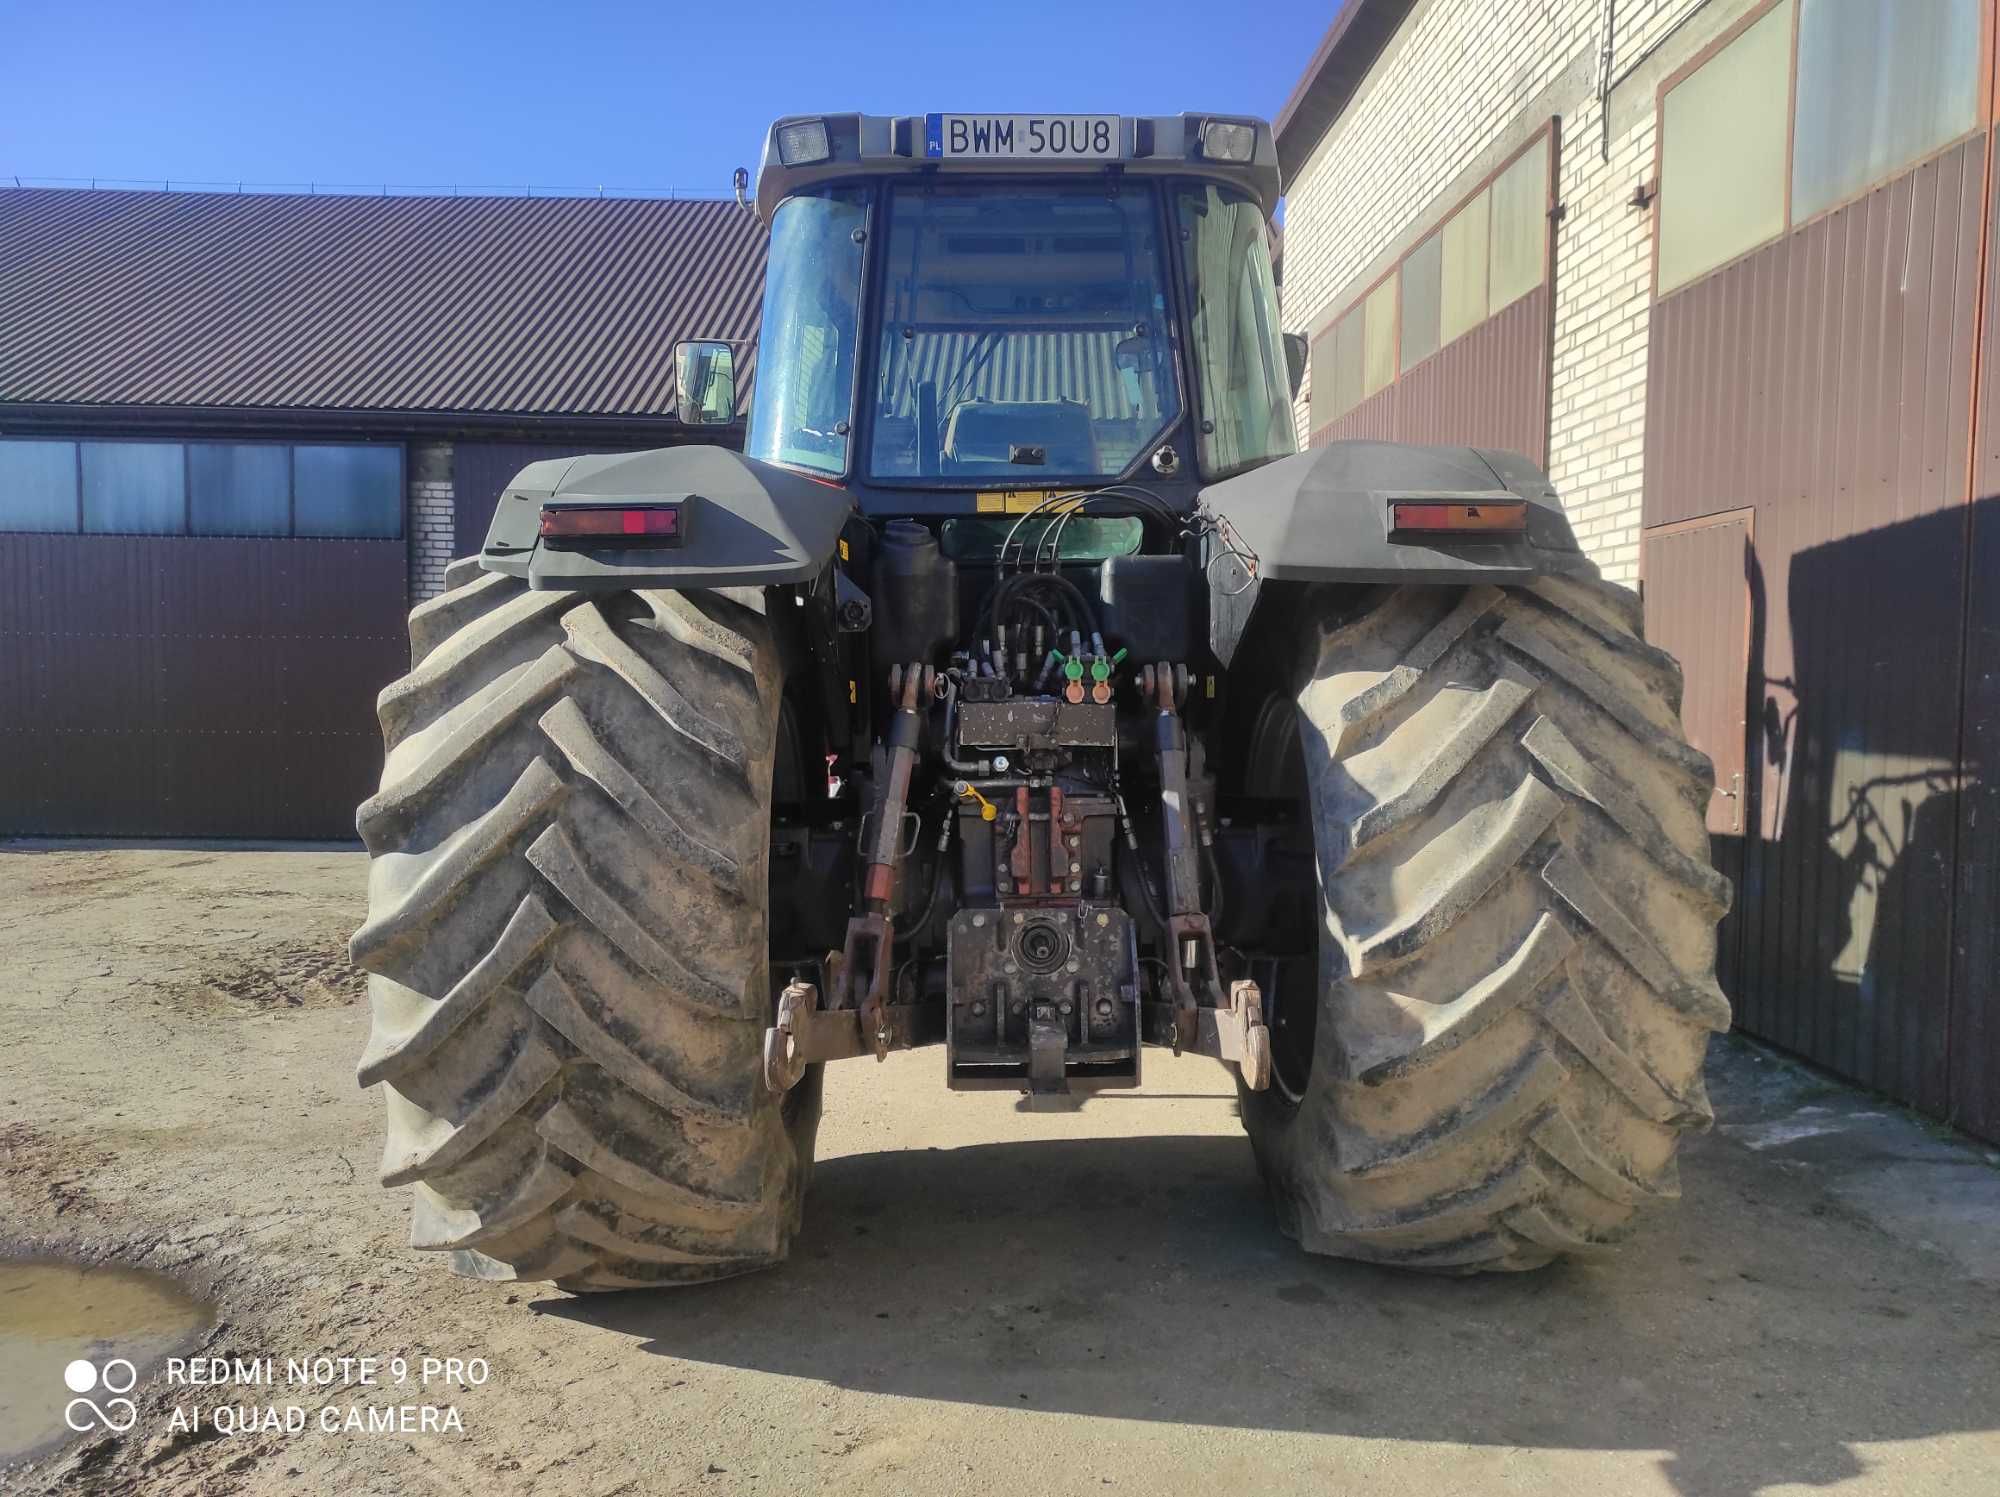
[974,490,1085,514]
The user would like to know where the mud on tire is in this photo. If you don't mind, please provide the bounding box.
[1241,578,1731,1272]
[350,558,819,1291]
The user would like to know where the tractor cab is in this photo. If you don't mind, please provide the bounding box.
[734,113,1300,511]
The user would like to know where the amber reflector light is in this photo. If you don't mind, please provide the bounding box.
[1390,500,1528,535]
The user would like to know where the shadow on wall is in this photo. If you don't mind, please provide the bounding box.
[537,1111,1999,1497]
[1718,499,1997,1139]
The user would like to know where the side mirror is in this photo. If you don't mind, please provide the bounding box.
[1282,332,1308,400]
[675,340,737,426]
[1115,332,1155,407]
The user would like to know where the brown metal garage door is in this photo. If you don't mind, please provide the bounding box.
[1641,512,1752,999]
[0,534,408,838]
[0,436,410,839]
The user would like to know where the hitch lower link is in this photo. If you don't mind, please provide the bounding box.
[765,663,929,1092]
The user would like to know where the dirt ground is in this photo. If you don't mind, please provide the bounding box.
[3,845,1998,1497]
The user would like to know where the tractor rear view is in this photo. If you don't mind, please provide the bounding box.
[350,113,1729,1290]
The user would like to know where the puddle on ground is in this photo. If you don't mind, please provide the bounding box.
[0,1258,214,1468]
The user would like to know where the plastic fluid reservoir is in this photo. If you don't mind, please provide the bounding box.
[873,519,959,674]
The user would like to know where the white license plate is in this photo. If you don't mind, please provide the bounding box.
[925,114,1122,161]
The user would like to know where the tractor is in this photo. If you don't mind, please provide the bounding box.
[350,113,1729,1289]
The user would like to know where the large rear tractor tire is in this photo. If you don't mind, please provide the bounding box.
[350,558,819,1291]
[1241,578,1731,1272]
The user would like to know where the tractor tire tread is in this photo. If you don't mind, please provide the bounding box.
[352,569,817,1290]
[1243,577,1728,1272]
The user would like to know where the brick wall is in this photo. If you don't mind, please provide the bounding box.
[407,441,455,604]
[1544,61,1658,585]
[1279,0,1749,588]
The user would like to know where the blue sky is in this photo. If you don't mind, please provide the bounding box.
[0,0,1337,197]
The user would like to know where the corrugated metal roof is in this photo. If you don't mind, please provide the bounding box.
[0,187,767,420]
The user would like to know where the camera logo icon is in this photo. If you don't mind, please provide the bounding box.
[64,1358,139,1433]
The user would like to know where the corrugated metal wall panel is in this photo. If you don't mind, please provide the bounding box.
[1954,490,2000,1140]
[1311,285,1550,464]
[1644,134,1987,1130]
[1312,382,1398,445]
[1952,135,2000,1139]
[1649,138,1984,528]
[0,535,406,838]
[1395,288,1550,464]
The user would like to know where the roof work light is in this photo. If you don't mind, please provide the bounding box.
[776,119,832,166]
[1200,118,1257,162]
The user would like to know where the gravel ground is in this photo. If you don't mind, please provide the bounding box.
[3,844,1998,1496]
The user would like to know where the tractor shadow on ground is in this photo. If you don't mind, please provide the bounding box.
[542,1058,2000,1497]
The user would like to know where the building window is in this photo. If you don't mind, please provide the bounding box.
[0,438,402,538]
[1311,301,1371,430]
[0,440,79,532]
[1791,0,1980,224]
[190,443,289,536]
[1333,304,1366,419]
[1361,276,1397,400]
[82,442,184,534]
[1314,271,1407,424]
[1307,328,1332,429]
[1309,128,1554,428]
[1440,189,1491,347]
[1489,144,1549,312]
[1658,1,1793,295]
[294,445,402,538]
[1657,0,1981,297]
[1400,230,1443,372]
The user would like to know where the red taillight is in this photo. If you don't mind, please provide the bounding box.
[1390,499,1528,537]
[539,505,683,543]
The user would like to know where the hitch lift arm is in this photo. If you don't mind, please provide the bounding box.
[1140,662,1271,1091]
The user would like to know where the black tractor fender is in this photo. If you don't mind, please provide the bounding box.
[479,446,852,591]
[1200,440,1596,666]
